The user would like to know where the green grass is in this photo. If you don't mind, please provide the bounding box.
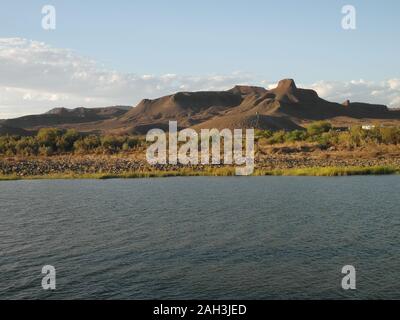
[254,165,399,176]
[0,165,399,181]
[0,167,237,181]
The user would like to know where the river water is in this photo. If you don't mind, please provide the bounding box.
[1,176,399,299]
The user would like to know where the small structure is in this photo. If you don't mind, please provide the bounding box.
[362,125,376,130]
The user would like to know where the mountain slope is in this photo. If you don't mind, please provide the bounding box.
[192,79,398,130]
[1,106,132,130]
[1,79,399,135]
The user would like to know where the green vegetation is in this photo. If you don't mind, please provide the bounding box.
[0,167,237,181]
[1,122,400,157]
[0,128,144,156]
[256,121,400,149]
[0,165,398,181]
[254,166,399,176]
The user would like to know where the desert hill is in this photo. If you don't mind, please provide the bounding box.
[0,106,131,134]
[1,79,399,135]
[0,124,31,136]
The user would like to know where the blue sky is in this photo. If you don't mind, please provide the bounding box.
[0,0,400,117]
[2,0,400,81]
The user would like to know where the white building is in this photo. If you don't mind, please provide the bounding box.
[362,125,376,130]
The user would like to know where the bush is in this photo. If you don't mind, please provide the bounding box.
[306,121,332,137]
[316,132,334,149]
[101,135,124,152]
[39,145,53,156]
[16,137,39,156]
[37,128,63,148]
[125,137,140,149]
[349,126,367,147]
[1,123,396,156]
[267,131,286,144]
[73,135,101,153]
[285,130,307,142]
[379,127,400,144]
[257,130,273,139]
[62,129,80,151]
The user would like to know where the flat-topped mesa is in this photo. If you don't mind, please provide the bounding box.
[124,90,244,122]
[170,91,243,110]
[3,77,399,135]
[229,85,267,96]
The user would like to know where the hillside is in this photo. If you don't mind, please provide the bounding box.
[0,106,132,134]
[1,79,399,135]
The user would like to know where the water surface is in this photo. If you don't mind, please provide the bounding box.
[1,176,399,299]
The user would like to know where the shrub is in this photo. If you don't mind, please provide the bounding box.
[349,126,367,147]
[257,130,273,139]
[267,131,286,144]
[73,135,101,153]
[101,135,124,153]
[62,129,80,151]
[306,121,332,137]
[379,127,400,144]
[37,128,63,148]
[16,137,39,156]
[39,145,53,156]
[125,137,140,149]
[285,130,307,142]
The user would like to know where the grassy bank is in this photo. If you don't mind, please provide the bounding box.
[254,165,400,176]
[0,166,399,181]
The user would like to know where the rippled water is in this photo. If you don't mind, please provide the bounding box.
[1,176,400,299]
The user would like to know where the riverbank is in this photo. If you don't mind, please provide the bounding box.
[1,145,400,180]
[0,165,399,181]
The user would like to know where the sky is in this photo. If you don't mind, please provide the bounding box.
[0,0,400,118]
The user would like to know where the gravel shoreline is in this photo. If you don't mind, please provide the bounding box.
[1,153,400,177]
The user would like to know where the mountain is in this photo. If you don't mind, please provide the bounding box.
[191,79,397,130]
[1,79,399,135]
[0,124,31,136]
[116,90,244,133]
[108,78,399,133]
[1,106,132,132]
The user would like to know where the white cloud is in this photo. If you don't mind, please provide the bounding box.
[0,37,399,119]
[0,38,258,118]
[309,79,400,108]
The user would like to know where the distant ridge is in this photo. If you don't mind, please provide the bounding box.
[1,106,132,133]
[1,79,399,135]
[0,124,31,136]
[45,106,132,115]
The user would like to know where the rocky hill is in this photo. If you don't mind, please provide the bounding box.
[1,79,399,135]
